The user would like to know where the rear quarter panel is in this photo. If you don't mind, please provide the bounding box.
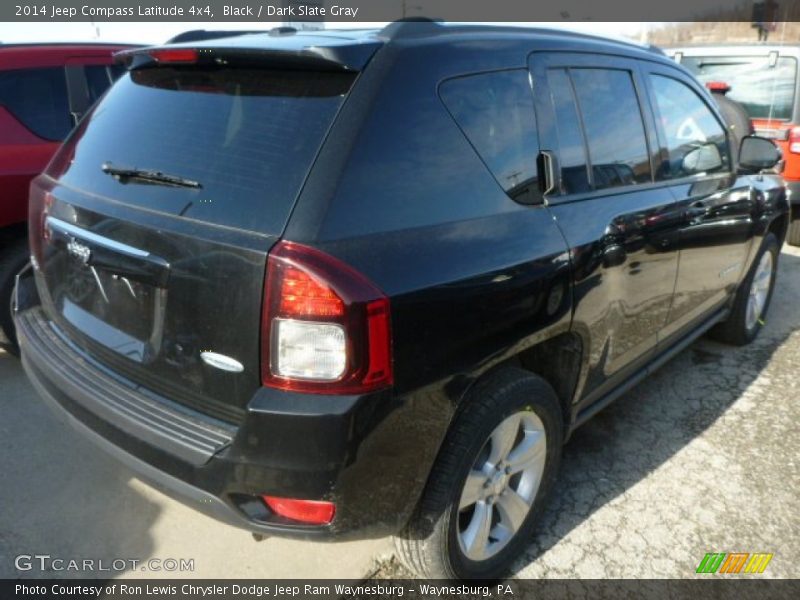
[289,38,574,400]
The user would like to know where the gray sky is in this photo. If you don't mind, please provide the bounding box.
[0,21,648,45]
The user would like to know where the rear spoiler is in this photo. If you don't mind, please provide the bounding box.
[115,36,382,72]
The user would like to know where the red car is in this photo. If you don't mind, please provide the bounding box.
[0,42,135,351]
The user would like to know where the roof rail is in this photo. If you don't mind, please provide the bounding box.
[376,20,667,57]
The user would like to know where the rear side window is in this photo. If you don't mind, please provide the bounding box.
[546,69,591,195]
[0,67,71,141]
[649,74,730,179]
[440,69,541,204]
[570,68,652,189]
[57,67,355,235]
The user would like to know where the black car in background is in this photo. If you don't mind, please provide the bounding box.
[14,22,788,579]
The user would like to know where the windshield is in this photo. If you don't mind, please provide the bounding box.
[682,55,797,120]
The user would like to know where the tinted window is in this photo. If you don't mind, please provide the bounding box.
[441,70,541,204]
[85,65,125,104]
[546,69,590,195]
[682,56,797,120]
[570,69,652,189]
[58,67,354,235]
[650,74,729,179]
[0,67,71,141]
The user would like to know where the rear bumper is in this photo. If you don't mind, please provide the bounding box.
[13,266,441,540]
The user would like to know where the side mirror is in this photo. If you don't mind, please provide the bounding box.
[738,135,782,174]
[682,143,723,175]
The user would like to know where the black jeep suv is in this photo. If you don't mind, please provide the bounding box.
[14,22,788,579]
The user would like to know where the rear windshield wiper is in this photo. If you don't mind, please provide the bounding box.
[101,162,202,189]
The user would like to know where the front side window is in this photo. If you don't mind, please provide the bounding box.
[0,67,71,141]
[440,69,541,204]
[650,74,730,179]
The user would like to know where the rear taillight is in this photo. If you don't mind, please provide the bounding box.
[789,127,800,154]
[261,241,392,394]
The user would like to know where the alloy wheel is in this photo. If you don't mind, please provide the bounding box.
[745,251,773,331]
[457,410,547,561]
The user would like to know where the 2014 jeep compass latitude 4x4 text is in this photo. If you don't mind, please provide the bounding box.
[14,22,789,579]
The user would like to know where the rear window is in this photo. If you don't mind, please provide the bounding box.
[682,55,797,120]
[545,68,651,195]
[570,68,652,189]
[0,67,71,141]
[57,67,354,235]
[440,69,541,204]
[546,69,591,195]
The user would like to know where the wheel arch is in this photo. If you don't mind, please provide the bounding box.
[452,331,583,437]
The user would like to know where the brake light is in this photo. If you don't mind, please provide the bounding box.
[261,241,392,394]
[279,266,344,318]
[262,496,335,525]
[149,48,199,64]
[789,127,800,154]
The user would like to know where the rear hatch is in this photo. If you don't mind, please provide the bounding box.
[29,35,377,423]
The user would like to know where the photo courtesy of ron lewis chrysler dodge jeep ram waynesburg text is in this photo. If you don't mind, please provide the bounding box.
[13,22,789,580]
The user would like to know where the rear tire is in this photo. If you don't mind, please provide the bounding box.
[788,215,800,247]
[395,367,563,579]
[710,233,778,346]
[0,235,29,356]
